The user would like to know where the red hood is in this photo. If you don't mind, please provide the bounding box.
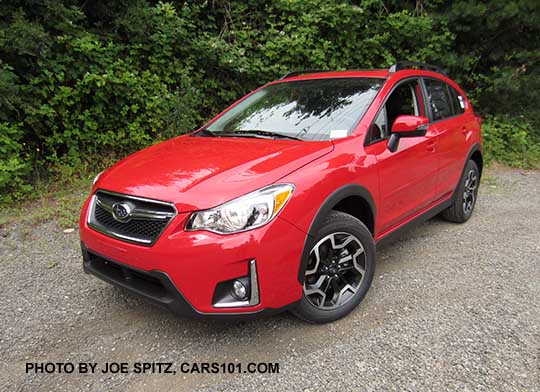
[96,135,333,212]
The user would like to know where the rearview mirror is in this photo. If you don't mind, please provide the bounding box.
[387,115,429,152]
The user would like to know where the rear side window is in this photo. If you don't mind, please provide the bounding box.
[424,79,453,121]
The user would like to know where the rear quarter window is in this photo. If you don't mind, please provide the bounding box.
[448,86,466,115]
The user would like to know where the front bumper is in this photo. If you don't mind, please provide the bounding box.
[82,245,297,319]
[79,196,307,317]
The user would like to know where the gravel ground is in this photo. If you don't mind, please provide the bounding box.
[1,167,539,392]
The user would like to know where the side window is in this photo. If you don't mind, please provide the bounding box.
[367,79,422,144]
[385,79,423,132]
[449,86,465,115]
[369,107,387,142]
[424,79,453,121]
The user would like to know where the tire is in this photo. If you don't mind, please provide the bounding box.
[292,211,376,324]
[441,160,480,223]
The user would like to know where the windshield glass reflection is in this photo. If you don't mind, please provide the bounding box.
[207,78,384,141]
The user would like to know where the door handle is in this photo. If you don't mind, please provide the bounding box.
[426,140,436,152]
[461,127,470,135]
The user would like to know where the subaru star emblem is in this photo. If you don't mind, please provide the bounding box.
[111,202,132,223]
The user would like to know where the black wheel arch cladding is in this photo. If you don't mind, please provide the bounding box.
[297,184,376,284]
[451,143,483,203]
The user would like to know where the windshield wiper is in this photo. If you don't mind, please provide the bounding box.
[229,130,302,141]
[192,128,302,141]
[192,129,259,139]
[192,128,219,137]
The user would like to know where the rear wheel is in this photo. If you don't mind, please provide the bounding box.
[292,211,375,323]
[441,160,480,223]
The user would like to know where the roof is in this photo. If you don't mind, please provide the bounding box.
[281,69,390,81]
[277,63,448,82]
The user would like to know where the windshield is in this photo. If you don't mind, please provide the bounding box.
[205,78,384,141]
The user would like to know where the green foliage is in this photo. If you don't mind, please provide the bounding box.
[0,122,32,204]
[482,116,540,168]
[430,0,540,122]
[0,0,539,205]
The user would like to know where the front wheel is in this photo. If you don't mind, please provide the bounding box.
[441,160,480,223]
[292,211,376,323]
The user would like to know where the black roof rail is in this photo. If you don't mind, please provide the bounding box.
[389,61,447,76]
[280,70,328,79]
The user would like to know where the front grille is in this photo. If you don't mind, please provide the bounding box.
[94,203,169,239]
[88,190,176,246]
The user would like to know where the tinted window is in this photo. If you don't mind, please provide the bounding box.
[425,79,453,121]
[207,78,384,141]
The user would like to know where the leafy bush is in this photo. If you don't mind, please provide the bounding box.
[0,0,539,204]
[482,116,540,168]
[0,122,31,204]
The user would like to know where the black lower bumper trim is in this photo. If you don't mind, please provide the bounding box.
[81,243,296,319]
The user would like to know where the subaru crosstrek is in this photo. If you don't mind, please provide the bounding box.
[80,62,483,323]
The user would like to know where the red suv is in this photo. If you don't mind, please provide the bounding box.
[80,62,482,323]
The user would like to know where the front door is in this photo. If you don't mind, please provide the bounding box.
[365,78,440,238]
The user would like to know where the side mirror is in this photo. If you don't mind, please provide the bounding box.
[387,115,429,152]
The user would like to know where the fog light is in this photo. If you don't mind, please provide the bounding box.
[212,260,259,308]
[232,280,248,301]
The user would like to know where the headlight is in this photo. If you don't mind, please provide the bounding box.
[186,184,294,234]
[92,171,104,186]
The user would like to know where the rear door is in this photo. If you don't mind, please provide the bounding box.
[422,78,468,199]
